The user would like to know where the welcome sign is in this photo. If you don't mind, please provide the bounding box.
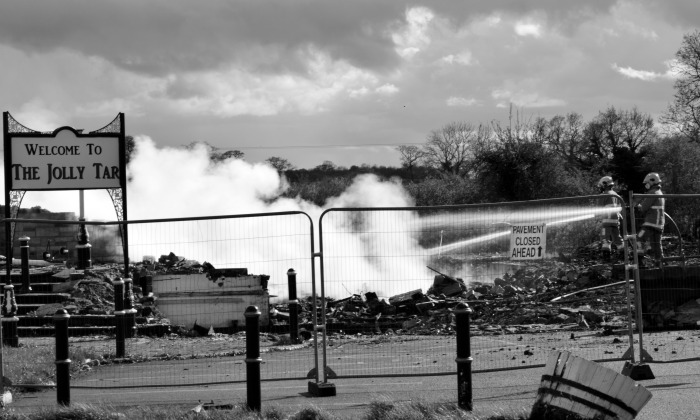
[7,126,122,190]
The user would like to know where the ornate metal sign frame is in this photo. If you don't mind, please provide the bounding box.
[2,112,128,275]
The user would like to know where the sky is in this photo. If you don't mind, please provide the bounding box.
[2,0,697,170]
[2,0,697,292]
[1,0,698,217]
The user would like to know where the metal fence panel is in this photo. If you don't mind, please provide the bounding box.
[1,212,315,394]
[630,193,700,364]
[318,195,636,377]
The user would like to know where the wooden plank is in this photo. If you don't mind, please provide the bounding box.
[566,357,604,419]
[535,351,562,406]
[604,373,635,420]
[592,364,622,417]
[579,362,621,419]
[546,351,571,408]
[626,383,653,416]
[571,359,599,419]
[554,355,586,415]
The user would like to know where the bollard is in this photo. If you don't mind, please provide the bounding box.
[245,306,261,411]
[123,276,137,338]
[287,268,299,343]
[113,279,125,358]
[54,309,71,406]
[1,285,19,347]
[19,236,31,293]
[455,302,473,411]
[75,222,92,270]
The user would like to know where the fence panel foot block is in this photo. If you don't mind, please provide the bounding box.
[308,381,336,397]
[621,362,655,381]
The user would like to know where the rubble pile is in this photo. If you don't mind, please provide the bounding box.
[144,252,204,274]
[17,247,700,336]
[271,260,631,335]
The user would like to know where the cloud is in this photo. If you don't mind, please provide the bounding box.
[514,22,543,38]
[391,7,435,59]
[611,61,679,81]
[492,89,566,108]
[163,47,383,116]
[440,51,476,66]
[447,97,479,107]
[0,1,408,77]
[12,99,63,132]
[375,84,399,95]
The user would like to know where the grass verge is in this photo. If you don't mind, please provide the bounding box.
[0,401,537,420]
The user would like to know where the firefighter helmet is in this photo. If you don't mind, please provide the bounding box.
[643,172,661,189]
[597,176,614,189]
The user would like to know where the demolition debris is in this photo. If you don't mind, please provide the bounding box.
[15,243,700,338]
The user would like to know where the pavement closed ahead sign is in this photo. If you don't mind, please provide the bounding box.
[510,224,546,260]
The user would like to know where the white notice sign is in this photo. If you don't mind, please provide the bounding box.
[10,128,121,190]
[510,224,546,260]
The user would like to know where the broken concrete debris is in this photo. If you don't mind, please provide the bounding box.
[19,248,700,338]
[270,260,635,335]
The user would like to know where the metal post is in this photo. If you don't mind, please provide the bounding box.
[1,285,19,347]
[123,276,136,338]
[54,309,71,406]
[287,268,299,343]
[19,236,31,293]
[113,279,125,358]
[75,190,92,270]
[245,306,261,412]
[621,192,655,380]
[455,302,473,411]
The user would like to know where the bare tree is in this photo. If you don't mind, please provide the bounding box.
[541,113,589,168]
[185,141,245,161]
[125,135,136,165]
[661,30,700,142]
[396,145,424,174]
[215,150,245,161]
[265,156,295,172]
[314,160,336,171]
[585,106,656,160]
[421,122,482,176]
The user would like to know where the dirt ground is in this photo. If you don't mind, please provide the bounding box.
[19,325,699,374]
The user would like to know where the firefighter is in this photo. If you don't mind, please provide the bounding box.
[598,176,623,256]
[635,172,665,264]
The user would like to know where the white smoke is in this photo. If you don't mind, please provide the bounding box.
[123,137,429,300]
[4,136,434,300]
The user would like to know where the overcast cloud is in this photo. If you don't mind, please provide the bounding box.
[1,0,698,170]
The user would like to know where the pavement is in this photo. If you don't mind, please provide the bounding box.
[6,360,700,419]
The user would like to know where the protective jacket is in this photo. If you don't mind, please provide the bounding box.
[638,186,665,232]
[601,190,621,227]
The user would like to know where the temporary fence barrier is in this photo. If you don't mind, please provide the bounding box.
[316,195,637,379]
[1,212,315,393]
[628,193,700,364]
[4,193,698,408]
